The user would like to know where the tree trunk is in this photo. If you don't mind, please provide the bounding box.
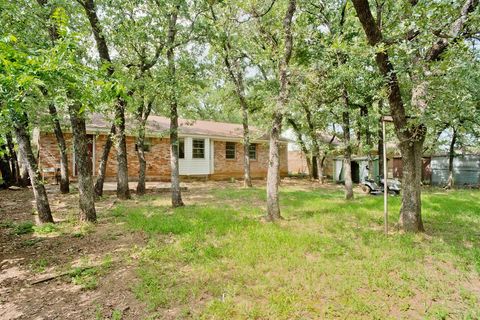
[6,134,19,185]
[302,104,322,182]
[266,0,296,221]
[13,116,54,223]
[398,138,425,231]
[266,111,283,220]
[241,104,253,187]
[94,124,115,198]
[136,98,152,196]
[445,127,457,189]
[311,156,318,179]
[169,112,184,208]
[342,90,354,200]
[48,104,69,194]
[0,143,13,187]
[68,103,97,222]
[136,132,147,195]
[321,155,327,181]
[17,149,30,187]
[316,154,324,184]
[306,156,312,178]
[167,9,184,208]
[114,99,131,200]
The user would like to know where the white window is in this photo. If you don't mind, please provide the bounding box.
[192,139,205,159]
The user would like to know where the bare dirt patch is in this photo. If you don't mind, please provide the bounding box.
[0,185,148,320]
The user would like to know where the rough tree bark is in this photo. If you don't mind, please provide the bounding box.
[266,0,296,221]
[48,104,70,193]
[68,103,97,222]
[13,115,54,223]
[94,124,115,198]
[300,104,323,182]
[81,0,130,200]
[17,149,30,187]
[311,156,319,179]
[342,89,354,200]
[0,142,13,187]
[167,8,184,208]
[136,98,153,196]
[114,99,131,199]
[445,127,457,189]
[6,134,19,185]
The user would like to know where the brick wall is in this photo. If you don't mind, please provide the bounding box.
[288,150,335,178]
[38,132,287,182]
[38,132,73,180]
[98,135,171,181]
[211,140,288,180]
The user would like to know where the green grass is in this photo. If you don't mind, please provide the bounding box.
[10,221,35,235]
[69,255,114,290]
[30,258,49,273]
[112,185,480,319]
[33,222,59,235]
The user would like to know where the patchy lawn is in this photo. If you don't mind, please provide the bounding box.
[1,180,480,319]
[119,183,480,319]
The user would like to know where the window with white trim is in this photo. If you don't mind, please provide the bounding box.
[192,139,205,159]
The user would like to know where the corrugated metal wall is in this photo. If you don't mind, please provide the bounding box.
[334,158,379,183]
[431,155,480,186]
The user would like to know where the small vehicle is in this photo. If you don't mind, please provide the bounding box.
[361,176,401,195]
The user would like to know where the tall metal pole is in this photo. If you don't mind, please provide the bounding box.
[383,119,388,235]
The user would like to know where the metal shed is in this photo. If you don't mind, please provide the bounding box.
[431,154,480,186]
[334,157,379,183]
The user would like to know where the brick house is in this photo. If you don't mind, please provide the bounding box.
[36,114,289,182]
